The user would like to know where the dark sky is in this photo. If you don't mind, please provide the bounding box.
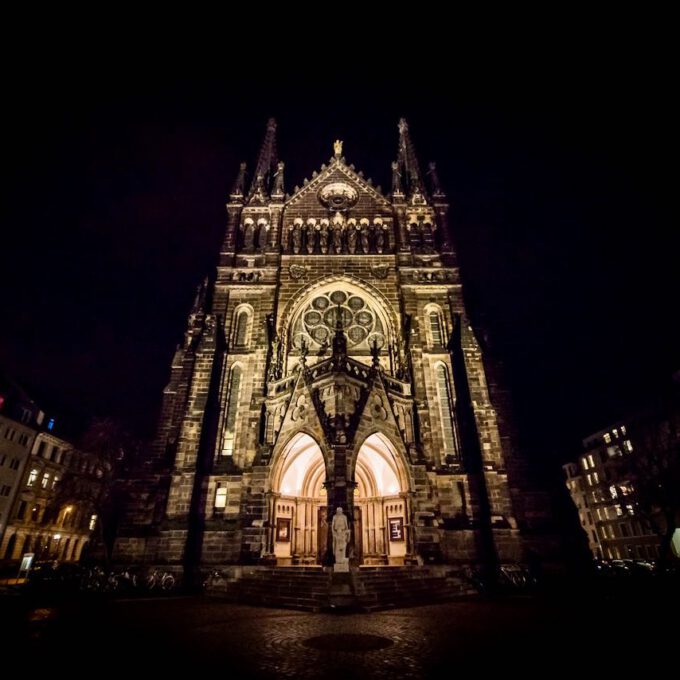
[1,56,677,476]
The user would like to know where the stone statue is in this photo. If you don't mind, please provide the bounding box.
[243,222,255,251]
[272,161,285,196]
[257,222,268,250]
[331,507,350,571]
[332,225,343,254]
[333,139,343,157]
[391,160,402,195]
[346,225,357,254]
[319,225,329,254]
[292,226,302,254]
[360,224,370,254]
[305,223,316,254]
[375,225,385,253]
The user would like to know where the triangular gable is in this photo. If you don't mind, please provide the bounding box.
[272,370,328,454]
[349,373,411,462]
[285,157,392,210]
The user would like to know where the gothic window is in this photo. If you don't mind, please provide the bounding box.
[290,289,386,352]
[214,485,227,511]
[435,364,458,460]
[234,310,249,348]
[429,311,443,346]
[222,366,242,457]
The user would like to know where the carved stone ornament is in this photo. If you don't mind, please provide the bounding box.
[289,264,307,280]
[370,264,389,279]
[318,182,359,211]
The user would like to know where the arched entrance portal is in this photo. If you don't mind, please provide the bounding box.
[270,433,410,565]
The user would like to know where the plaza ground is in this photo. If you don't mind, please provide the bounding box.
[2,585,676,679]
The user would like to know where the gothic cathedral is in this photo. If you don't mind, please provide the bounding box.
[114,119,554,579]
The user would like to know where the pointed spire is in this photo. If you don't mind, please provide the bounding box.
[397,118,426,198]
[271,160,285,198]
[248,117,278,199]
[427,161,445,198]
[230,162,247,199]
[191,275,209,314]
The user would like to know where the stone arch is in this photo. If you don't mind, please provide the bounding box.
[350,432,414,564]
[350,431,414,495]
[269,430,330,494]
[267,431,329,564]
[231,304,254,349]
[278,275,400,361]
[218,361,245,459]
[432,360,460,462]
[424,302,446,348]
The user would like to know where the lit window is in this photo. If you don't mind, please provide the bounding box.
[620,425,627,435]
[581,457,589,470]
[27,468,38,486]
[609,485,618,499]
[587,454,595,468]
[89,514,97,531]
[41,473,50,489]
[593,472,599,483]
[47,418,55,431]
[612,428,619,438]
[234,310,249,347]
[587,474,593,486]
[215,486,227,509]
[603,433,611,444]
[624,440,633,453]
[615,504,623,517]
[626,504,635,515]
[52,476,60,490]
[222,366,242,457]
[435,364,459,460]
[429,312,443,346]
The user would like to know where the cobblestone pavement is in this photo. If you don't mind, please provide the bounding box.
[4,594,673,678]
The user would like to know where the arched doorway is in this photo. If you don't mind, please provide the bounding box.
[270,433,326,565]
[270,432,411,565]
[354,433,411,565]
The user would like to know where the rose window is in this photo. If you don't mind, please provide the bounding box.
[291,290,386,351]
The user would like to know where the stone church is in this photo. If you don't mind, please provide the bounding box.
[114,119,555,583]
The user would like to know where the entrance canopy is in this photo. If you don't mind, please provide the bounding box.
[275,432,405,500]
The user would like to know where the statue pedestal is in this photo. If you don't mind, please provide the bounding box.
[334,559,350,573]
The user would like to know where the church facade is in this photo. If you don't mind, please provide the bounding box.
[114,119,554,577]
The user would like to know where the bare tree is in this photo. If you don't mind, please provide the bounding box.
[628,382,680,566]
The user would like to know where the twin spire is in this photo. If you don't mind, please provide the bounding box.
[230,118,284,202]
[229,118,445,202]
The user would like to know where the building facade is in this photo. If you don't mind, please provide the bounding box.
[114,119,555,578]
[0,375,106,565]
[0,415,35,543]
[564,373,680,562]
[564,424,660,561]
[0,432,105,563]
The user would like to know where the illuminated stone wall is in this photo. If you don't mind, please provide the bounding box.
[114,122,556,574]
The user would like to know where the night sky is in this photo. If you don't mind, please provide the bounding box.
[1,59,677,481]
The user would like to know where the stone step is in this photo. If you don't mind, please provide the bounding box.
[205,565,473,613]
